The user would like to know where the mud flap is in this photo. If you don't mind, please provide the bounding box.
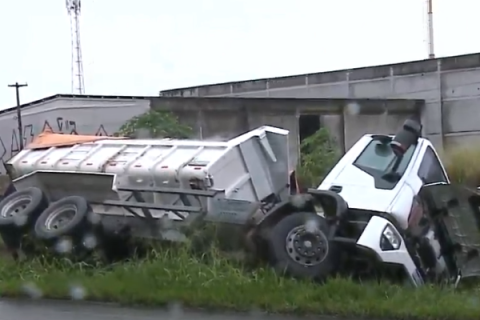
[420,184,480,281]
[307,189,349,218]
[307,189,349,238]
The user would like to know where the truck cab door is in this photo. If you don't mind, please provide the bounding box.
[416,146,449,186]
[403,145,449,230]
[404,145,449,199]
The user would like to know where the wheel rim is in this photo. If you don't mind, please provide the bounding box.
[285,225,329,266]
[1,195,32,218]
[45,205,76,230]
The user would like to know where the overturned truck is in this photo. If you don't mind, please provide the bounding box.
[2,122,480,286]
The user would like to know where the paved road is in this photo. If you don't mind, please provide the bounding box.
[0,299,343,320]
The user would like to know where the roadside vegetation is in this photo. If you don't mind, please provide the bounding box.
[116,109,192,139]
[0,243,479,320]
[296,127,340,188]
[0,222,478,320]
[1,115,480,320]
[443,146,480,187]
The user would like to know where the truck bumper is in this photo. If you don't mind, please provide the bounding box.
[356,215,424,286]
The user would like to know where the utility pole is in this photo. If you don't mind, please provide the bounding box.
[8,82,28,150]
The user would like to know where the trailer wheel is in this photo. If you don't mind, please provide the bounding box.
[267,211,338,280]
[34,196,94,247]
[0,187,48,229]
[0,187,48,257]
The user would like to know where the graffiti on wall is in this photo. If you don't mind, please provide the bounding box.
[0,116,114,172]
[41,117,79,135]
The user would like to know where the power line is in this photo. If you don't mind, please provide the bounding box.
[7,82,28,150]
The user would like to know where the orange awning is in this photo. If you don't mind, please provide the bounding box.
[26,129,127,150]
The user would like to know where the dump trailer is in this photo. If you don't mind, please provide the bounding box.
[1,126,299,261]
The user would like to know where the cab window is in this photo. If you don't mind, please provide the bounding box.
[353,139,417,190]
[354,140,416,175]
[417,146,448,184]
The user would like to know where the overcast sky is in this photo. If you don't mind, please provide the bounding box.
[0,0,475,109]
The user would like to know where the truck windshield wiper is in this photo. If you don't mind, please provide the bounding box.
[381,148,404,182]
[382,171,402,182]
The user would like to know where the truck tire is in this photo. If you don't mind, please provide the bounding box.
[34,196,94,245]
[0,187,48,230]
[0,187,48,256]
[267,211,338,280]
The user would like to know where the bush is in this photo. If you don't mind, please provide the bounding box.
[443,147,480,187]
[117,110,192,139]
[297,128,340,188]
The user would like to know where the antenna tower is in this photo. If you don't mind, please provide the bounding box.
[426,0,435,59]
[66,0,85,94]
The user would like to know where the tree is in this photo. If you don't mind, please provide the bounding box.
[117,110,193,139]
[297,128,340,188]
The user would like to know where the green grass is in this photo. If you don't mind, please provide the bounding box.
[0,247,478,320]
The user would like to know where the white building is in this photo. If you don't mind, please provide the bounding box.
[0,94,150,173]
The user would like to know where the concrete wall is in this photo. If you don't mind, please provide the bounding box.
[160,52,480,151]
[0,96,419,174]
[151,97,420,169]
[0,96,150,172]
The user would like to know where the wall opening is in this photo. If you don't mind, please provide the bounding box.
[299,115,321,142]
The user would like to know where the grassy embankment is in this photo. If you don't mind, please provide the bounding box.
[0,247,479,320]
[0,148,479,320]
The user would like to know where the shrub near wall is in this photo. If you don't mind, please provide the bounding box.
[443,147,480,187]
[296,128,340,189]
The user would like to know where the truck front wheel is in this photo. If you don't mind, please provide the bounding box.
[267,211,338,280]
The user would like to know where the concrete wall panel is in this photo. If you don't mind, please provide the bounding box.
[442,69,480,100]
[443,99,480,134]
[344,113,411,150]
[267,87,311,98]
[201,109,249,139]
[392,74,438,100]
[422,102,442,135]
[231,91,269,97]
[306,83,349,98]
[350,80,390,98]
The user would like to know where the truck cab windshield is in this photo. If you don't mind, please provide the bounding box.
[353,138,416,187]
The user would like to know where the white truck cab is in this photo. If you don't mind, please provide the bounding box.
[318,133,449,230]
[311,119,480,286]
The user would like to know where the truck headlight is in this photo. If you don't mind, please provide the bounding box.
[380,225,401,251]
